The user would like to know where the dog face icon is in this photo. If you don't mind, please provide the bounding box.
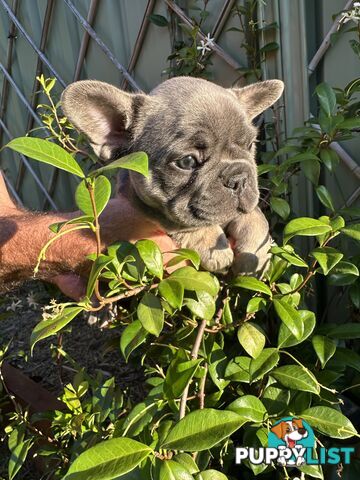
[270,418,310,466]
[271,418,308,449]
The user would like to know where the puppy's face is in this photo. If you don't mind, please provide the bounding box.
[62,77,283,229]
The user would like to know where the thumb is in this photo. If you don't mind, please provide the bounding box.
[0,170,19,210]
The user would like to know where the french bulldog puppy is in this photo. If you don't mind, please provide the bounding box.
[61,77,284,275]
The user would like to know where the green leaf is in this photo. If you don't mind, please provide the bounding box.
[91,152,148,177]
[341,223,360,241]
[137,292,164,336]
[63,438,152,480]
[284,217,331,244]
[278,310,316,348]
[164,349,201,399]
[120,320,148,362]
[262,381,291,415]
[184,291,216,320]
[328,261,359,286]
[330,215,345,231]
[246,297,267,313]
[316,185,335,211]
[208,343,230,391]
[196,471,228,480]
[30,306,83,354]
[162,409,245,452]
[136,239,163,279]
[121,400,160,438]
[316,83,337,116]
[301,159,320,185]
[281,152,320,169]
[271,365,320,395]
[5,137,85,178]
[270,245,308,268]
[320,148,339,172]
[159,460,194,480]
[86,255,113,297]
[224,356,251,383]
[231,276,272,296]
[339,118,360,130]
[237,322,265,359]
[328,347,360,373]
[273,298,304,339]
[170,267,219,296]
[8,433,33,480]
[249,348,280,381]
[298,463,324,479]
[227,395,267,423]
[301,406,358,439]
[350,283,360,309]
[173,454,199,474]
[326,323,360,339]
[75,176,111,217]
[259,41,279,53]
[312,335,336,368]
[310,247,343,275]
[158,279,184,309]
[148,13,169,27]
[270,197,290,220]
[167,249,201,269]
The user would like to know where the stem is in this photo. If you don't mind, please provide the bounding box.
[34,225,91,275]
[198,363,208,409]
[179,319,207,420]
[87,181,101,257]
[88,283,159,310]
[86,179,104,303]
[44,87,79,153]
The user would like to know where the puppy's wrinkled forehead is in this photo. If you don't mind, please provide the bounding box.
[148,77,254,144]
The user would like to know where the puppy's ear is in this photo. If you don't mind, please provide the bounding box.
[61,80,146,160]
[271,421,286,439]
[230,79,284,120]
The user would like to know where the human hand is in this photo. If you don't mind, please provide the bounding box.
[52,196,179,301]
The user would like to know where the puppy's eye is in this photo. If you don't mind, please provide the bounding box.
[248,141,255,150]
[176,155,198,170]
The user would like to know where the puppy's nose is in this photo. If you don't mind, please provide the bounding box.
[298,428,306,435]
[224,173,248,192]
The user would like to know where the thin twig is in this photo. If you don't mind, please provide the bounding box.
[179,319,207,420]
[198,363,208,409]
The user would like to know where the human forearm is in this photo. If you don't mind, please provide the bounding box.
[0,197,175,290]
[0,209,84,287]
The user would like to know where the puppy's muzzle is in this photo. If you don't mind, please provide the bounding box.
[220,163,253,194]
[223,172,248,192]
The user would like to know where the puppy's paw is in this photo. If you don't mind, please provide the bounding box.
[227,208,271,278]
[232,251,270,277]
[201,246,234,273]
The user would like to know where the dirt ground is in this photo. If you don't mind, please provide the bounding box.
[0,281,145,479]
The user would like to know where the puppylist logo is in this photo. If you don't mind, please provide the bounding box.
[236,416,354,467]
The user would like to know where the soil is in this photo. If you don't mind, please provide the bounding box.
[0,281,145,479]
